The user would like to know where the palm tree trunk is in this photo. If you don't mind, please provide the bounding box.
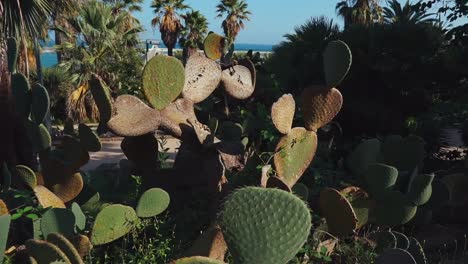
[16,0,29,77]
[168,47,174,56]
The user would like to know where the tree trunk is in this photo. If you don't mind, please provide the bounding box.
[168,47,173,56]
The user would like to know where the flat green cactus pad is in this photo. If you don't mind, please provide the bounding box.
[89,74,113,124]
[219,187,311,264]
[203,33,226,60]
[15,165,37,189]
[271,94,295,134]
[107,95,161,137]
[34,186,66,209]
[372,191,418,225]
[31,83,50,125]
[375,248,416,264]
[46,233,84,264]
[340,186,371,229]
[407,174,434,206]
[0,215,11,264]
[363,163,398,197]
[407,237,427,264]
[71,203,86,232]
[78,124,101,152]
[323,40,352,88]
[182,53,222,103]
[301,86,343,131]
[25,239,71,264]
[319,188,358,237]
[346,138,382,178]
[41,208,76,238]
[136,188,170,218]
[172,256,226,264]
[142,55,185,110]
[381,135,425,171]
[274,128,318,187]
[221,65,255,100]
[11,73,31,118]
[91,204,138,245]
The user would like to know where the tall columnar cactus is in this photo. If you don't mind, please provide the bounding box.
[218,187,311,264]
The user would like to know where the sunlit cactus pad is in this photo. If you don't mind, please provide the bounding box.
[91,204,138,245]
[143,55,185,110]
[34,185,66,209]
[41,208,76,238]
[221,65,255,100]
[172,256,226,264]
[323,40,352,88]
[271,94,295,134]
[136,188,170,218]
[301,86,343,132]
[182,53,222,103]
[51,173,84,203]
[203,32,226,60]
[219,187,311,264]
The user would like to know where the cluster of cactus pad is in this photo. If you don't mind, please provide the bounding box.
[370,231,427,264]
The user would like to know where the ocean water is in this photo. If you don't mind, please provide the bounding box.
[40,43,273,68]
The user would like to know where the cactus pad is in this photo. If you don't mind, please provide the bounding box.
[381,135,425,171]
[346,138,382,177]
[7,37,18,72]
[71,203,86,232]
[221,65,255,100]
[0,200,8,216]
[31,83,50,124]
[183,225,227,261]
[160,98,197,139]
[142,55,185,110]
[271,94,295,134]
[136,188,170,218]
[78,124,101,152]
[301,86,343,131]
[266,176,292,192]
[407,174,434,206]
[25,239,71,264]
[15,165,37,189]
[182,53,222,103]
[203,33,226,60]
[51,173,84,203]
[172,256,226,264]
[91,204,138,245]
[0,215,10,264]
[392,231,410,250]
[89,74,112,124]
[323,40,352,87]
[189,118,214,146]
[363,163,398,197]
[11,73,31,118]
[219,187,311,264]
[41,208,76,238]
[319,188,358,237]
[407,237,426,264]
[369,231,397,252]
[34,186,66,209]
[47,233,84,264]
[31,123,52,152]
[340,186,371,228]
[375,248,416,264]
[238,59,256,91]
[274,128,318,187]
[373,191,417,225]
[70,235,92,259]
[292,183,309,201]
[107,95,161,137]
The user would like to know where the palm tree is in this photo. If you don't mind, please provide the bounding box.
[216,0,251,46]
[180,10,208,61]
[336,0,383,28]
[151,0,189,56]
[50,1,83,62]
[104,0,144,14]
[383,0,437,25]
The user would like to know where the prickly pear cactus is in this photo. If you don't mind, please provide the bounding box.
[70,235,92,259]
[323,40,352,88]
[25,239,71,264]
[392,231,409,250]
[203,32,226,60]
[0,214,11,264]
[78,124,101,152]
[271,94,295,134]
[375,248,416,264]
[407,174,434,206]
[301,86,343,132]
[142,55,185,110]
[407,237,427,264]
[15,165,37,189]
[182,53,222,103]
[71,203,86,232]
[41,208,76,238]
[89,74,112,125]
[218,187,311,264]
[51,173,84,203]
[221,64,255,100]
[91,204,138,245]
[34,186,66,209]
[363,163,398,197]
[11,73,31,118]
[136,188,170,218]
[47,233,84,264]
[0,200,8,216]
[31,83,50,125]
[372,191,418,226]
[172,256,226,264]
[319,188,358,237]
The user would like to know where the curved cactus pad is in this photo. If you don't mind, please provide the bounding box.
[238,59,257,91]
[108,95,161,137]
[319,188,357,237]
[381,135,425,171]
[407,174,434,206]
[160,98,197,139]
[89,74,112,124]
[41,208,76,238]
[393,231,410,250]
[369,231,397,253]
[323,40,352,88]
[219,187,311,264]
[346,138,381,177]
[172,256,226,264]
[373,191,417,225]
[203,33,226,60]
[363,163,398,197]
[182,54,222,103]
[25,239,71,264]
[274,128,318,187]
[221,65,255,100]
[11,73,31,118]
[31,83,50,124]
[34,186,66,209]
[143,55,185,110]
[183,225,227,261]
[136,188,170,218]
[0,200,8,216]
[271,94,295,134]
[71,235,93,259]
[71,203,86,231]
[46,233,84,264]
[375,248,416,264]
[78,124,101,152]
[15,165,37,189]
[340,186,371,228]
[0,215,11,264]
[407,237,427,264]
[302,86,343,131]
[91,204,138,245]
[51,173,84,203]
